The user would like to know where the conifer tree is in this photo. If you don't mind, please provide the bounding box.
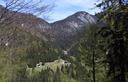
[97,0,128,82]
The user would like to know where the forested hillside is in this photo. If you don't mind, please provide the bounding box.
[0,0,128,82]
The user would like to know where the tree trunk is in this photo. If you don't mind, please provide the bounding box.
[92,49,96,82]
[120,67,126,82]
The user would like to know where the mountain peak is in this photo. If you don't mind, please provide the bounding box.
[51,11,99,48]
[70,11,89,18]
[74,11,88,15]
[0,7,100,48]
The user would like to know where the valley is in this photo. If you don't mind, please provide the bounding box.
[0,0,128,82]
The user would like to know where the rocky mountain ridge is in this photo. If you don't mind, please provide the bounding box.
[0,5,100,48]
[50,11,99,48]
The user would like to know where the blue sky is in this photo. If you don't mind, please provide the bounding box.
[0,0,101,22]
[44,0,101,22]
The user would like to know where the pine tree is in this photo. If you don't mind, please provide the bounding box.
[97,0,128,82]
[53,67,61,82]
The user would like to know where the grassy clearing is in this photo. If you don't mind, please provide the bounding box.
[26,59,71,76]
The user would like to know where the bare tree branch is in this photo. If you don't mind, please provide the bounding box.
[0,0,54,27]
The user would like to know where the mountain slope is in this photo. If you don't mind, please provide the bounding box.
[0,5,100,48]
[0,5,50,41]
[50,11,99,48]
